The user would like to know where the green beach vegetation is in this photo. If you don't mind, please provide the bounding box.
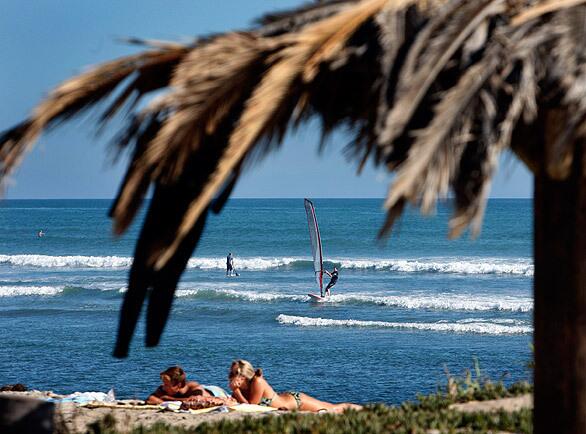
[80,387,533,434]
[85,407,532,434]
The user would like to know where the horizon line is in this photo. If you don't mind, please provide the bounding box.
[2,196,533,200]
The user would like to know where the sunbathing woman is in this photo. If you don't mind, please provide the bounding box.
[146,366,233,405]
[228,359,362,413]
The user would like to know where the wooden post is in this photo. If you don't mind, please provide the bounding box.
[534,139,586,433]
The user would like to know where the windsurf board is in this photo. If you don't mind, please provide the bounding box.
[308,293,326,302]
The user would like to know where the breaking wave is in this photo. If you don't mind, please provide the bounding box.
[175,288,306,302]
[276,314,532,335]
[0,285,65,297]
[335,258,533,276]
[321,293,532,312]
[0,254,533,276]
[0,281,531,312]
[173,289,531,312]
[0,254,132,268]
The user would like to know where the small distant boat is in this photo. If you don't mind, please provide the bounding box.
[304,199,326,302]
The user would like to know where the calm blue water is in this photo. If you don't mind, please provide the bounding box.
[0,199,533,404]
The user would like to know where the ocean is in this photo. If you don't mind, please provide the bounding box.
[0,198,532,405]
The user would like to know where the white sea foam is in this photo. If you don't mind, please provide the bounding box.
[0,254,132,269]
[322,293,533,312]
[276,314,532,335]
[175,288,306,302]
[455,318,527,325]
[185,257,299,270]
[118,287,532,312]
[88,283,127,292]
[0,275,531,312]
[336,258,533,276]
[0,254,533,276]
[0,286,64,297]
[189,256,534,275]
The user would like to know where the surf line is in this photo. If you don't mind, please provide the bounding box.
[276,314,533,335]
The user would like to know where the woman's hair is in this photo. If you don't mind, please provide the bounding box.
[230,359,262,380]
[160,366,186,386]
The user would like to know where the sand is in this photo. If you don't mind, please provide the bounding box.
[0,390,533,433]
[448,393,533,413]
[0,390,285,433]
[57,402,284,432]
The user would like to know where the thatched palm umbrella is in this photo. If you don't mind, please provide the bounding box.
[1,0,585,431]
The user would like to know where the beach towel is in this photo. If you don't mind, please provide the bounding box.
[202,385,230,398]
[46,389,116,404]
[188,406,225,414]
[188,404,277,414]
[159,401,182,411]
[160,401,226,414]
[179,396,229,410]
[229,403,278,413]
[79,402,160,410]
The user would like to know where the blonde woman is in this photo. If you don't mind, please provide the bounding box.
[228,359,362,413]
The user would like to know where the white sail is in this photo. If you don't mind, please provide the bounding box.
[304,199,323,294]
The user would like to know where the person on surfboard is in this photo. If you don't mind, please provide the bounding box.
[226,252,239,276]
[323,267,338,296]
[226,253,234,276]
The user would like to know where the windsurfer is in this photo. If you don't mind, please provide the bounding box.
[324,267,338,296]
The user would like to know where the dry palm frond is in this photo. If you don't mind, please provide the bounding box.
[257,0,356,36]
[109,32,275,236]
[0,46,189,185]
[378,0,506,148]
[2,0,586,356]
[384,18,505,211]
[511,0,586,26]
[154,0,396,270]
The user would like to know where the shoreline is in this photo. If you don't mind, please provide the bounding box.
[0,389,533,433]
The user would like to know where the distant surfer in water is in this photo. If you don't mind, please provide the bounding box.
[37,230,45,238]
[226,253,234,276]
[226,253,239,276]
[324,267,338,296]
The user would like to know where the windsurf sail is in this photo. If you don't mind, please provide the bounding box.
[304,199,324,296]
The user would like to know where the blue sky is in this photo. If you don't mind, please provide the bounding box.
[0,0,532,199]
